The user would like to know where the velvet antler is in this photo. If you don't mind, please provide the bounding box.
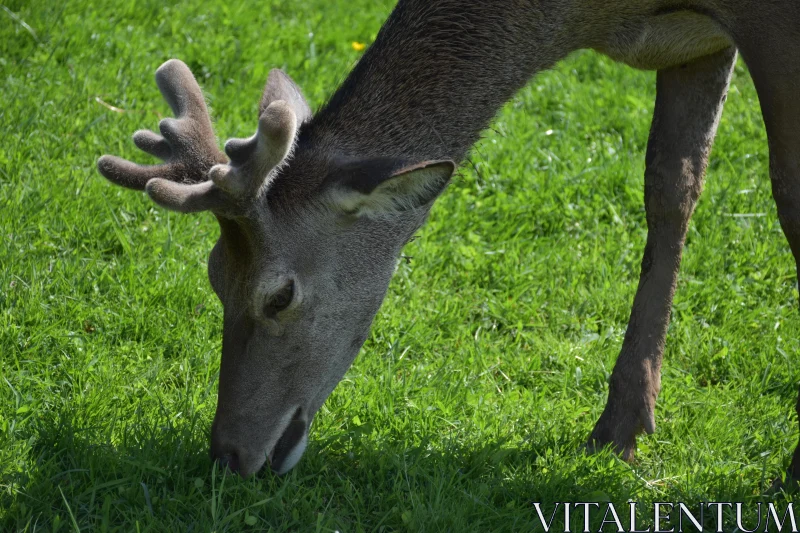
[97,59,230,212]
[97,60,307,213]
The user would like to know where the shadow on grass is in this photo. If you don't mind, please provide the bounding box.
[1,401,213,531]
[2,405,795,531]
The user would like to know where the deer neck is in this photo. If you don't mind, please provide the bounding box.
[306,0,580,164]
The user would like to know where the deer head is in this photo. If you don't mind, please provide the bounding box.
[97,59,454,477]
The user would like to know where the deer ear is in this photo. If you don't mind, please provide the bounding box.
[260,69,311,124]
[327,159,455,216]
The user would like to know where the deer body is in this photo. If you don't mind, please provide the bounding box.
[98,0,800,480]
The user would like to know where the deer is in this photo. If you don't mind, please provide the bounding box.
[97,0,800,480]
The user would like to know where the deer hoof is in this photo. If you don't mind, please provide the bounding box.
[585,404,655,462]
[767,472,800,496]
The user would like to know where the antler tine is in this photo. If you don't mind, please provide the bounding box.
[208,99,299,198]
[97,59,229,211]
[145,179,226,213]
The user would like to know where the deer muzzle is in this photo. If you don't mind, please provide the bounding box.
[210,406,309,478]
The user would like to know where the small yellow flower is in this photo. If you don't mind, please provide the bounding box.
[351,41,366,52]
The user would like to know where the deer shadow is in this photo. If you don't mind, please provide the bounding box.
[2,404,792,531]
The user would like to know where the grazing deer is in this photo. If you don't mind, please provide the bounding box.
[97,0,800,479]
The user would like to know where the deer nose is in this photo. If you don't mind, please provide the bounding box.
[210,426,241,473]
[215,451,240,473]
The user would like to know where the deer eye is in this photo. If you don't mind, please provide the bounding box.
[264,280,295,317]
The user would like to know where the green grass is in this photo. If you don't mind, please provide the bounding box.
[2,0,799,531]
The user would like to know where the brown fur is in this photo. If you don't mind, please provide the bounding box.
[98,0,800,479]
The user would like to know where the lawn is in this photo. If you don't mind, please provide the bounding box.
[2,0,799,531]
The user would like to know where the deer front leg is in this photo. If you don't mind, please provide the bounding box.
[766,93,800,486]
[587,47,737,461]
[738,37,800,486]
